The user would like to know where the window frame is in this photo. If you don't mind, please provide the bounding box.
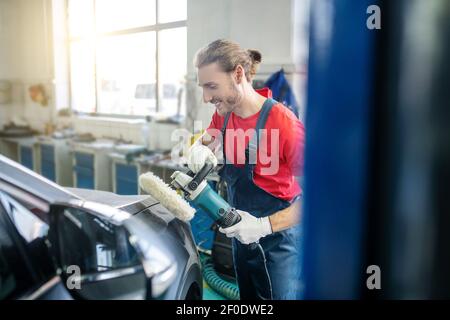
[67,0,187,118]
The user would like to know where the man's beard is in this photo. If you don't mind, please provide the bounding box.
[219,83,242,114]
[210,81,243,116]
[225,89,241,106]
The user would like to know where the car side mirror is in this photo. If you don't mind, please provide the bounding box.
[47,201,176,299]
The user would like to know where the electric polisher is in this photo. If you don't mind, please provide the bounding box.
[139,162,242,228]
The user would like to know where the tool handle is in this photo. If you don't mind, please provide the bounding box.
[188,162,214,191]
[217,210,258,249]
[216,208,241,228]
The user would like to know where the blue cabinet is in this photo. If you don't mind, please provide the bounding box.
[74,152,94,189]
[20,146,33,170]
[115,163,138,195]
[40,144,56,182]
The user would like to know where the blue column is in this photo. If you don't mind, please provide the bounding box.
[302,0,379,299]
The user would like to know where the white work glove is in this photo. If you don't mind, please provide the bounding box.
[219,210,273,245]
[187,144,218,173]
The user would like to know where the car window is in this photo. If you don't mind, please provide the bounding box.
[0,191,55,285]
[0,180,50,224]
[14,199,49,225]
[0,207,37,299]
[56,207,141,275]
[0,195,49,243]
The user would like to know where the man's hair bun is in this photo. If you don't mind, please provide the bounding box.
[247,49,262,64]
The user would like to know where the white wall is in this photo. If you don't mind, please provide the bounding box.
[229,0,293,65]
[0,0,54,131]
[292,0,310,121]
[187,0,299,74]
[0,0,23,127]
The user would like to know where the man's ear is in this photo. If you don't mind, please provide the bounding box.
[234,65,245,84]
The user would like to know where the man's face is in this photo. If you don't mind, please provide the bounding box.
[197,63,243,116]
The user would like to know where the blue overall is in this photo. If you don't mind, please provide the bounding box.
[219,98,302,300]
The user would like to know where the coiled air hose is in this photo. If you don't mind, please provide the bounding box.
[200,252,240,300]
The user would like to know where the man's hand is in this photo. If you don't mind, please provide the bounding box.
[187,144,218,173]
[219,210,272,245]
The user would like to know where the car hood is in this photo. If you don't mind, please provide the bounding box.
[65,187,159,215]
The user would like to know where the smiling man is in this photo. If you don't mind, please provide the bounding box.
[189,39,305,299]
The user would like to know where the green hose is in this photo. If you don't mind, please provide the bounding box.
[200,253,240,300]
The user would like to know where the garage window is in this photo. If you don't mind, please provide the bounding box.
[68,0,187,117]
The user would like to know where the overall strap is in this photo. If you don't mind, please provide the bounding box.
[221,112,232,165]
[246,98,277,165]
[220,98,277,166]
